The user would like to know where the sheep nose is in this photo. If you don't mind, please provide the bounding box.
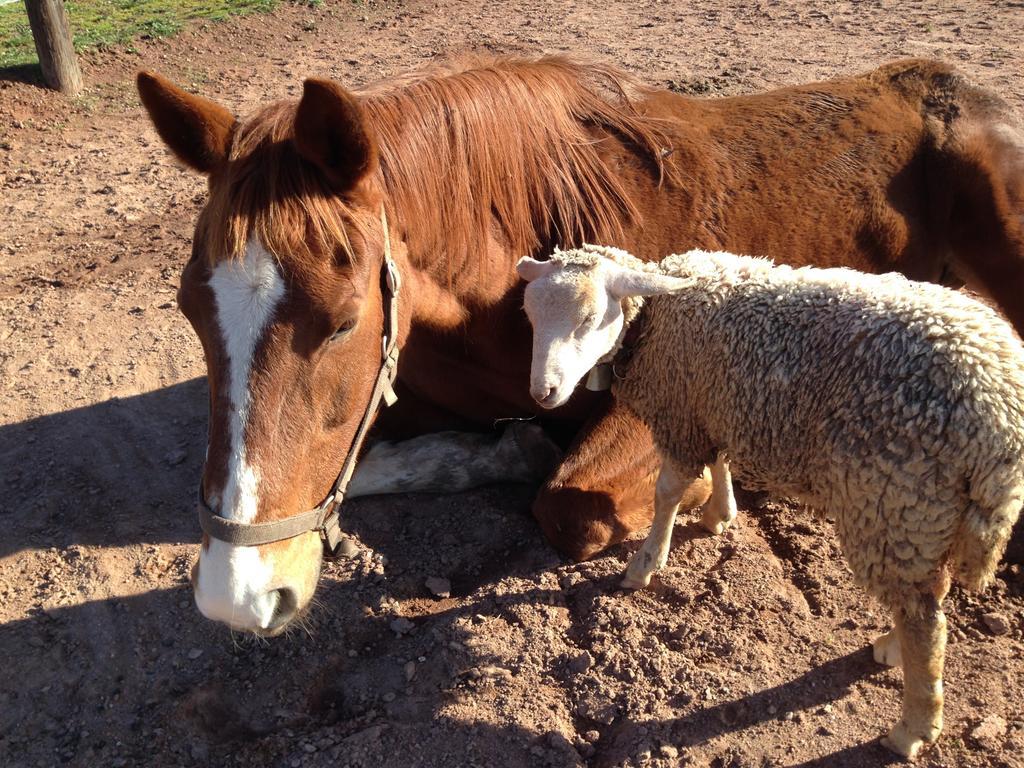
[532,385,558,408]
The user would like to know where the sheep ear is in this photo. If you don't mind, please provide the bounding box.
[516,257,556,282]
[606,264,689,299]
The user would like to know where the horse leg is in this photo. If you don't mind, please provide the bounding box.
[347,422,562,497]
[532,398,712,561]
[699,453,737,535]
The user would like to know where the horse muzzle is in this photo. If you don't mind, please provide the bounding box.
[193,535,319,635]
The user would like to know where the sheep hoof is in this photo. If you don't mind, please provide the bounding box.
[622,548,661,590]
[872,630,902,667]
[621,556,655,589]
[701,518,730,535]
[700,505,736,536]
[882,720,937,761]
[620,572,651,590]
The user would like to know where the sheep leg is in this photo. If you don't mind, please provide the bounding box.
[881,596,947,760]
[621,461,693,589]
[699,453,737,535]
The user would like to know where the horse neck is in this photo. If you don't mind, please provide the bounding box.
[389,235,494,333]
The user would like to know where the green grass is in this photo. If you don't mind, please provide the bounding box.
[0,0,282,69]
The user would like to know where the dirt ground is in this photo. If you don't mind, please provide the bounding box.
[2,1,1024,766]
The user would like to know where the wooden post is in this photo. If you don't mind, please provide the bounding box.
[24,0,82,96]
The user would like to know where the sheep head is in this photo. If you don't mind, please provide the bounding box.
[517,245,688,409]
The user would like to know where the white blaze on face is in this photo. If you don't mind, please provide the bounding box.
[195,239,286,630]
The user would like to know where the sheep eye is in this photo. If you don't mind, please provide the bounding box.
[573,312,596,337]
[329,318,357,343]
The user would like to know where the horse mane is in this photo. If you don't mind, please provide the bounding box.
[200,56,673,283]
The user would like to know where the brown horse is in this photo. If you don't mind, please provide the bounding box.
[137,56,1024,634]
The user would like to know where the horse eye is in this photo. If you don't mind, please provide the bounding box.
[329,318,357,343]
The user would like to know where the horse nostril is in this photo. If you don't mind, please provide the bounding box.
[268,588,298,630]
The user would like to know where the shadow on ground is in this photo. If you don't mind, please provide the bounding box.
[0,63,45,88]
[0,377,209,557]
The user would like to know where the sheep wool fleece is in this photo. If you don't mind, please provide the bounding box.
[599,247,1024,611]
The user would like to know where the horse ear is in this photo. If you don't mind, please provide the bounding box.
[517,257,556,282]
[606,263,689,299]
[294,78,377,192]
[136,71,236,174]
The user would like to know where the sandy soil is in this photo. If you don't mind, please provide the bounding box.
[2,1,1023,766]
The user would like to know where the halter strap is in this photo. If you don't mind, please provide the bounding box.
[198,206,401,552]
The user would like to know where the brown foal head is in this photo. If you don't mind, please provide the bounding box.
[139,72,398,634]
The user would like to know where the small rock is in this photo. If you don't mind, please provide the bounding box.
[302,743,317,753]
[560,572,583,589]
[164,449,187,466]
[382,692,396,703]
[568,651,594,674]
[971,714,1008,750]
[659,744,679,759]
[425,577,451,598]
[583,730,601,743]
[476,665,513,681]
[981,612,1011,636]
[390,617,415,635]
[189,743,209,761]
[404,661,416,681]
[187,648,203,660]
[335,538,360,559]
[547,731,575,752]
[576,693,617,724]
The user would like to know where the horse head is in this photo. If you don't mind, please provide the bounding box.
[138,72,407,634]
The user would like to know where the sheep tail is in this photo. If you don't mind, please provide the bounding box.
[950,497,1021,591]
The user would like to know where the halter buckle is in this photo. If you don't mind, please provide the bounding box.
[321,508,343,553]
[385,257,401,295]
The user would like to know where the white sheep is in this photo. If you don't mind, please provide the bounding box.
[517,244,1024,760]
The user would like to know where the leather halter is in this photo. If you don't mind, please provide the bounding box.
[197,206,401,553]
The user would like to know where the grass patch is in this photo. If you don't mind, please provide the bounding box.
[0,0,281,69]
